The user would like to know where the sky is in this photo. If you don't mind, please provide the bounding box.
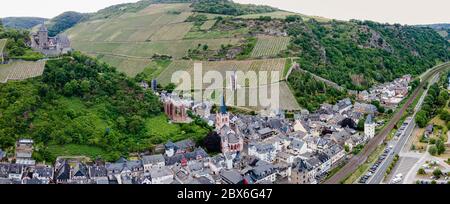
[0,0,449,25]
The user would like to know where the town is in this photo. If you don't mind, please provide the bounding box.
[0,75,413,184]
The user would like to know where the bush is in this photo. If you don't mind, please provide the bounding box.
[417,168,426,175]
[433,168,442,178]
[429,145,438,156]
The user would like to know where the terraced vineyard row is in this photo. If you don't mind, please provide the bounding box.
[157,58,286,88]
[251,35,290,58]
[96,54,152,77]
[0,60,46,83]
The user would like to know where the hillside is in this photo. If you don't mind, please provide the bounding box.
[65,0,450,111]
[420,24,450,43]
[1,17,48,29]
[0,52,210,162]
[46,11,89,37]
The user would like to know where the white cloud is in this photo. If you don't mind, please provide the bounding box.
[234,0,450,25]
[0,0,448,25]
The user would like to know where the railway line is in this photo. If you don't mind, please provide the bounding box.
[324,62,450,184]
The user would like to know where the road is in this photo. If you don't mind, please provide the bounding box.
[366,73,440,184]
[324,62,450,184]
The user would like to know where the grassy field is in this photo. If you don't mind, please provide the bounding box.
[47,144,108,160]
[0,60,46,83]
[145,115,209,144]
[251,35,290,58]
[141,59,172,80]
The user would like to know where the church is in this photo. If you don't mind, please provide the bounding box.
[216,96,244,154]
[30,24,72,56]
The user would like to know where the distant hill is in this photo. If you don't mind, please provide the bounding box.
[46,11,89,36]
[419,24,450,42]
[1,17,48,29]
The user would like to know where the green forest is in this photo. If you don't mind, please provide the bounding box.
[0,52,210,162]
[287,71,347,111]
[192,0,278,16]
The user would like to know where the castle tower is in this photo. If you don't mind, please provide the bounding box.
[215,95,230,130]
[37,24,49,49]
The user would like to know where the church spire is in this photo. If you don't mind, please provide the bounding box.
[220,95,227,114]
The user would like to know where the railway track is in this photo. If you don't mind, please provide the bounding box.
[324,62,450,184]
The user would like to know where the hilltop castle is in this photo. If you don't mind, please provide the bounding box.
[30,24,72,56]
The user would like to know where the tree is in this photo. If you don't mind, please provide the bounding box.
[202,44,209,51]
[433,168,442,178]
[417,168,426,175]
[435,139,446,155]
[344,145,350,153]
[429,145,438,156]
[415,110,428,128]
[202,131,221,153]
[357,116,366,131]
[164,83,176,93]
[80,80,90,94]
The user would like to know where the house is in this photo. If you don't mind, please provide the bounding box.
[364,114,376,139]
[106,158,143,183]
[165,139,196,157]
[244,161,277,184]
[293,120,310,134]
[0,163,9,178]
[54,160,70,184]
[291,159,316,184]
[324,144,345,166]
[8,163,24,181]
[149,166,174,184]
[333,98,353,114]
[15,139,35,165]
[345,133,363,151]
[165,147,208,166]
[358,90,369,101]
[88,165,108,184]
[220,169,243,184]
[142,154,165,171]
[33,166,54,184]
[70,162,90,183]
[257,127,274,139]
[248,143,277,163]
[316,153,331,176]
[276,152,295,165]
[288,139,308,155]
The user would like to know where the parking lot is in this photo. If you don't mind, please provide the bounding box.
[358,146,393,184]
